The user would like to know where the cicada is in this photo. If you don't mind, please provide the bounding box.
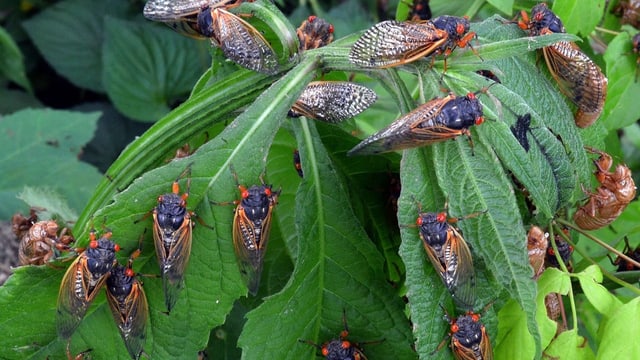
[300,310,376,360]
[609,237,640,272]
[347,91,484,156]
[226,169,280,295]
[447,311,493,360]
[106,249,148,359]
[415,208,476,310]
[293,149,303,178]
[519,3,607,128]
[407,0,432,21]
[288,81,378,123]
[196,5,279,74]
[12,208,75,266]
[573,147,636,230]
[349,15,475,69]
[545,229,573,271]
[151,165,195,312]
[527,225,547,280]
[56,229,120,339]
[296,15,334,51]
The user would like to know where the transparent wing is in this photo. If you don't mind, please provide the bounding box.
[291,82,377,123]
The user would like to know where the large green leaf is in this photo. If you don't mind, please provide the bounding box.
[0,108,102,219]
[552,0,606,37]
[238,118,415,359]
[103,17,211,122]
[22,0,131,92]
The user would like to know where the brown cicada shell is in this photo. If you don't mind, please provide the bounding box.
[527,225,547,280]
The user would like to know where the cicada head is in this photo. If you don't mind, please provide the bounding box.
[296,15,334,51]
[450,311,492,360]
[527,3,565,35]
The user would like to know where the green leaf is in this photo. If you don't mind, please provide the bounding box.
[602,30,640,130]
[495,299,535,359]
[575,265,622,316]
[545,329,596,360]
[17,186,79,222]
[0,108,102,219]
[597,296,640,359]
[102,17,211,122]
[239,118,415,359]
[22,0,130,92]
[0,25,31,92]
[0,89,43,114]
[552,0,607,37]
[536,268,572,348]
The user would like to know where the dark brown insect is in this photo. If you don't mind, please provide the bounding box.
[151,165,195,312]
[300,310,375,360]
[527,225,547,279]
[56,229,120,339]
[573,148,636,230]
[106,248,149,359]
[222,168,280,295]
[544,292,564,324]
[415,207,477,310]
[545,229,573,271]
[442,310,493,360]
[293,149,303,178]
[347,91,484,156]
[475,70,501,83]
[288,81,378,123]
[296,15,334,51]
[609,237,640,272]
[613,0,640,28]
[519,3,607,128]
[196,5,279,74]
[407,0,432,21]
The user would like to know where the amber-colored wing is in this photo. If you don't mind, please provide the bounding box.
[347,95,454,155]
[232,205,273,295]
[152,213,193,312]
[350,20,448,68]
[56,256,106,339]
[107,281,149,359]
[542,39,606,128]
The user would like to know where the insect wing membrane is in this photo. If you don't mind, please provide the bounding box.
[349,20,448,68]
[56,255,109,338]
[232,200,274,295]
[211,8,279,74]
[542,41,606,127]
[291,82,377,123]
[442,228,475,310]
[347,95,453,155]
[143,0,211,21]
[106,267,148,359]
[152,211,193,311]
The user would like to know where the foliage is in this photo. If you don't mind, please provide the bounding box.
[0,0,639,359]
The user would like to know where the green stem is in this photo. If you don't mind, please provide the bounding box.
[547,224,578,331]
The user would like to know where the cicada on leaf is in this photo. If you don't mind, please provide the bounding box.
[151,165,195,312]
[415,209,476,310]
[56,229,120,339]
[296,15,334,51]
[197,5,279,74]
[448,311,493,360]
[519,3,607,128]
[106,249,149,360]
[288,81,378,123]
[300,309,379,360]
[347,91,484,156]
[222,168,280,295]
